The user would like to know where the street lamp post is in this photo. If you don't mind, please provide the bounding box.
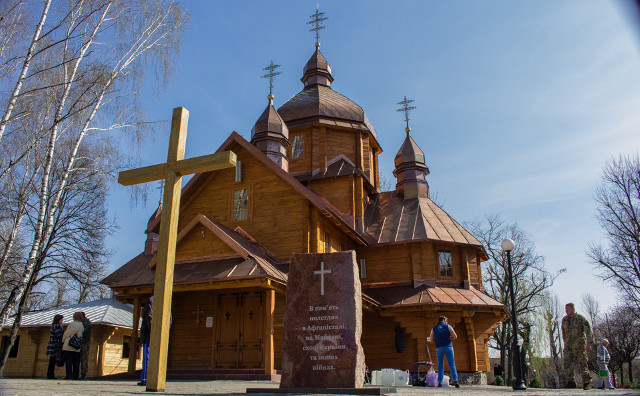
[501,238,527,391]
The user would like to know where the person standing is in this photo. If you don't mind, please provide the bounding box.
[62,312,84,380]
[596,339,614,390]
[427,316,460,388]
[79,311,91,380]
[45,314,64,379]
[561,302,594,390]
[138,295,153,386]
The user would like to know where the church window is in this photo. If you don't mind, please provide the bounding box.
[233,189,249,220]
[324,232,331,253]
[292,135,304,158]
[360,259,367,278]
[439,251,453,277]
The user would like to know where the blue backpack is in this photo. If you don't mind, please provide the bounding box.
[433,322,452,347]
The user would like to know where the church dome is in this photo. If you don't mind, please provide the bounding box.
[394,133,427,169]
[251,98,289,140]
[393,130,429,199]
[251,97,290,171]
[278,49,378,139]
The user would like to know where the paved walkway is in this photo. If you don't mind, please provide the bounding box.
[0,379,638,396]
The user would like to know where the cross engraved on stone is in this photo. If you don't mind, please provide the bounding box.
[314,261,332,296]
[249,310,254,319]
[192,305,204,325]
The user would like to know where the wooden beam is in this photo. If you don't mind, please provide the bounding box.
[118,151,237,186]
[117,107,237,392]
[263,289,275,374]
[464,315,478,371]
[128,297,141,374]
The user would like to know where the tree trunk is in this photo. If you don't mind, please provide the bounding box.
[0,0,51,145]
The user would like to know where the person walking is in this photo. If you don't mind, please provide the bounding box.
[596,339,615,390]
[62,312,85,380]
[427,316,460,388]
[138,295,153,386]
[561,302,594,390]
[45,314,64,379]
[79,312,91,380]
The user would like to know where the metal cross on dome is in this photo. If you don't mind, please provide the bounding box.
[261,60,281,99]
[308,6,327,48]
[397,96,416,134]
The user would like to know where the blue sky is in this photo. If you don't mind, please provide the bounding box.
[107,1,640,313]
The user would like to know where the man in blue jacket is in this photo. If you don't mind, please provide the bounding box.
[427,316,460,388]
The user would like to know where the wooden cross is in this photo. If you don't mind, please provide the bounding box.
[118,107,236,392]
[192,305,204,326]
[313,261,332,296]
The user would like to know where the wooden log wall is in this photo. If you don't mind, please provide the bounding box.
[273,293,286,370]
[176,143,310,259]
[286,125,377,185]
[361,310,418,371]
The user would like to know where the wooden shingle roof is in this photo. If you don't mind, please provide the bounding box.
[364,192,484,251]
[363,284,503,310]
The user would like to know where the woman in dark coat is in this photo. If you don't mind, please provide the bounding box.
[45,314,64,379]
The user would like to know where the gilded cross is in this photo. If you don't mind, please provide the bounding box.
[156,180,165,207]
[192,305,204,325]
[117,107,236,392]
[262,61,281,99]
[307,6,327,48]
[314,261,332,296]
[396,96,416,133]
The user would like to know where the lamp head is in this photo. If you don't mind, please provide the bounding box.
[501,238,515,251]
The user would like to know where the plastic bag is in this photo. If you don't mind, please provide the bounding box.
[442,374,450,387]
[426,372,438,387]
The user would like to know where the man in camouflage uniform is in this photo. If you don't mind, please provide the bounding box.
[561,302,594,390]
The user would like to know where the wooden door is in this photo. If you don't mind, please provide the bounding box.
[214,293,240,368]
[239,292,264,368]
[214,291,264,369]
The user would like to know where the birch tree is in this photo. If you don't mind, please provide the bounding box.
[0,0,188,374]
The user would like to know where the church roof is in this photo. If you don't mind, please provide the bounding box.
[251,98,289,141]
[278,49,378,141]
[12,298,135,329]
[394,132,428,170]
[147,132,367,245]
[363,191,484,252]
[363,284,503,310]
[278,85,377,138]
[311,155,364,181]
[103,214,287,288]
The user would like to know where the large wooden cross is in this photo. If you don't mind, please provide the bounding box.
[118,107,236,392]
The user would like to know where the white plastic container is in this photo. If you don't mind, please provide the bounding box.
[395,370,410,386]
[371,370,380,385]
[381,369,395,386]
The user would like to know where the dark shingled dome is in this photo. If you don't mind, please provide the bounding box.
[278,49,377,139]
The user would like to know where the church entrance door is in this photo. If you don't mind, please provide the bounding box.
[213,291,264,368]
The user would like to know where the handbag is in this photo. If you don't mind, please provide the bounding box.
[69,335,83,349]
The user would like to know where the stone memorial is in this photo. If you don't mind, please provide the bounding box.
[280,251,365,389]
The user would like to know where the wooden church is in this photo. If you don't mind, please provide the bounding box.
[103,35,505,380]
